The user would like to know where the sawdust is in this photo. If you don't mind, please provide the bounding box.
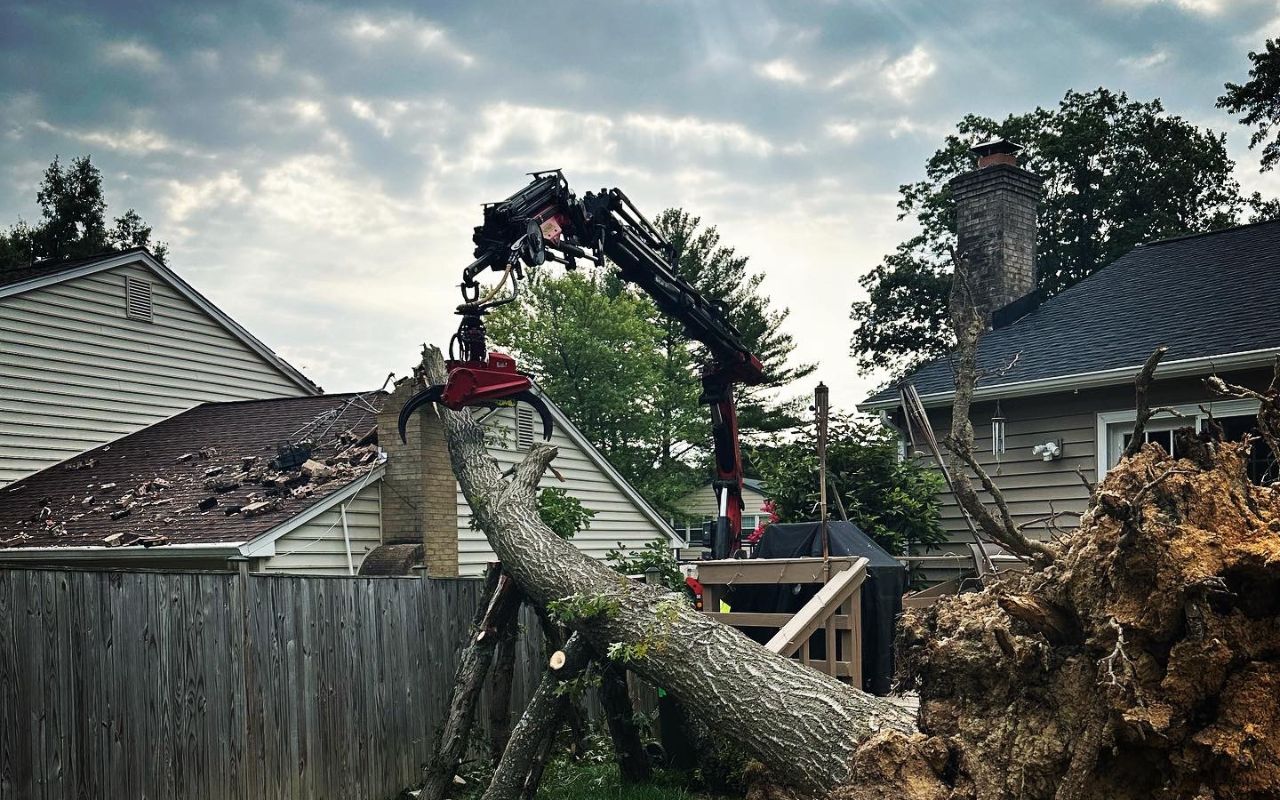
[834,434,1280,799]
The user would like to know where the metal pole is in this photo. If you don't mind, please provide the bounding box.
[815,382,830,565]
[340,504,355,576]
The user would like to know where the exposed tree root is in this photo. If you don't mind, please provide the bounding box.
[872,438,1280,799]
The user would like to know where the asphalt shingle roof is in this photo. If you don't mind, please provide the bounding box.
[0,392,385,550]
[864,220,1280,404]
[0,247,150,291]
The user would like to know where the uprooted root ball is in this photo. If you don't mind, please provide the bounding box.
[851,438,1280,800]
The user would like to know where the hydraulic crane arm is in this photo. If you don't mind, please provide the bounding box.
[400,170,765,558]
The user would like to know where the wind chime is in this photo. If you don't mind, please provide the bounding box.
[991,401,1007,473]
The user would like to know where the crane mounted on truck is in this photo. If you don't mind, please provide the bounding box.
[398,170,765,559]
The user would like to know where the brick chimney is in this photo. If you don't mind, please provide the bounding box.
[950,139,1042,326]
[376,379,459,577]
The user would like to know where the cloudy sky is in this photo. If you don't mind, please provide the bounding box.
[3,0,1278,410]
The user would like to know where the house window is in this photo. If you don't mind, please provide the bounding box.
[514,404,536,450]
[125,277,153,322]
[1097,398,1274,482]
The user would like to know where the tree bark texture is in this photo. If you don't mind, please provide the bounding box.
[482,634,593,800]
[598,663,652,783]
[421,346,914,795]
[422,569,522,800]
[488,595,523,764]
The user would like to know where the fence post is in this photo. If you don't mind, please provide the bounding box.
[228,556,255,797]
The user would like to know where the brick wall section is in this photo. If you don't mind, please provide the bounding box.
[950,163,1042,324]
[376,381,459,577]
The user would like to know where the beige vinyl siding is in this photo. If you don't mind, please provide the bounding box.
[0,262,309,485]
[672,484,769,542]
[260,481,383,574]
[456,406,668,576]
[674,485,768,520]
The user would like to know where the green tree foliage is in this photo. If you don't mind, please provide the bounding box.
[0,155,168,271]
[1220,38,1280,172]
[851,88,1244,375]
[536,487,596,540]
[488,209,809,515]
[485,268,678,507]
[651,210,815,438]
[747,415,946,557]
[605,538,685,592]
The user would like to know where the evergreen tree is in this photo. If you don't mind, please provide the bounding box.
[1,155,167,271]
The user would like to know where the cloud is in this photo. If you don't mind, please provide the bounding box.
[163,171,250,234]
[31,120,193,156]
[825,120,861,143]
[1122,48,1171,69]
[755,58,808,85]
[826,45,937,100]
[1105,0,1228,14]
[622,114,775,157]
[100,40,162,70]
[458,103,622,174]
[883,45,936,99]
[344,12,475,66]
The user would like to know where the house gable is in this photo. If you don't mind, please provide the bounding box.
[0,251,319,484]
[455,397,679,577]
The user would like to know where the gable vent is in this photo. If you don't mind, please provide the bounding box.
[514,404,536,449]
[125,277,153,322]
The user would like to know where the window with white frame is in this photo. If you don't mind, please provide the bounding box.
[1097,398,1276,483]
[671,512,767,546]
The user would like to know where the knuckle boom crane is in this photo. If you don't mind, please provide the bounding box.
[399,170,765,559]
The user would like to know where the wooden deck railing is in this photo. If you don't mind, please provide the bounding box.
[694,556,867,685]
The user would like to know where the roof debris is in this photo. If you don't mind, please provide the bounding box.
[0,392,387,551]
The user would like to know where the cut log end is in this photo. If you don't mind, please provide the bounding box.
[549,650,567,671]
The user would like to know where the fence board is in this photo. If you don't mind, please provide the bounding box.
[0,566,562,800]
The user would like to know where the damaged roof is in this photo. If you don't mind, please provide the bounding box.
[862,219,1280,408]
[0,392,385,551]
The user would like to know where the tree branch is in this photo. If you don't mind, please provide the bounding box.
[1206,357,1280,466]
[943,248,1057,567]
[1122,347,1169,461]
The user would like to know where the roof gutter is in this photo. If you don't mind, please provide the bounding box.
[858,346,1280,412]
[0,541,247,562]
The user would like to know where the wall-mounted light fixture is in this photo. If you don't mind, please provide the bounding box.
[1032,439,1063,462]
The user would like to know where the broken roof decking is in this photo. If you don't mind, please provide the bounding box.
[0,392,384,550]
[862,220,1280,408]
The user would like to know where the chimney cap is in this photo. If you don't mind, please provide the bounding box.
[971,138,1023,169]
[971,138,1023,157]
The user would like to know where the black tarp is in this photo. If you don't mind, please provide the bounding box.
[727,521,906,695]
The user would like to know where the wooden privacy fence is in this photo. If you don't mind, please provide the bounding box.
[0,566,549,800]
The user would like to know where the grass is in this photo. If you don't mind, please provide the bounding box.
[535,761,707,800]
[455,753,725,800]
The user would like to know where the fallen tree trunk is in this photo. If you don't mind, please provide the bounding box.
[422,568,522,800]
[421,346,915,795]
[482,634,592,800]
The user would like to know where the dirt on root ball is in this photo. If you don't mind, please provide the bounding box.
[884,438,1280,800]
